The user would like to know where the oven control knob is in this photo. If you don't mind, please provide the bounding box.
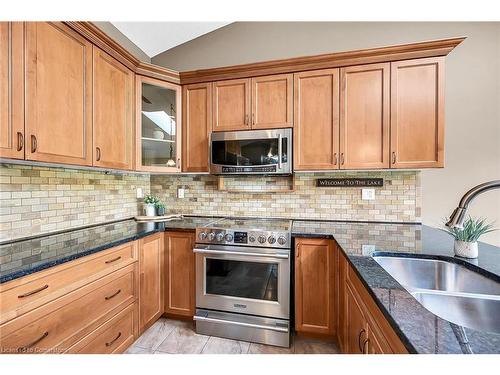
[198,232,207,240]
[258,235,266,244]
[268,236,276,244]
[278,236,287,245]
[216,233,224,242]
[208,232,216,241]
[248,235,256,243]
[224,233,234,242]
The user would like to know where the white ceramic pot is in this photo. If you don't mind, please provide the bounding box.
[454,240,478,259]
[144,203,156,217]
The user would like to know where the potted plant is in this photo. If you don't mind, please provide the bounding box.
[155,202,166,216]
[143,195,159,217]
[443,216,496,258]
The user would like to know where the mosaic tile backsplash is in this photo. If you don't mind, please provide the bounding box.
[0,164,150,242]
[151,171,421,223]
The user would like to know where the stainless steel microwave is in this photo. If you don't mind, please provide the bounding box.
[209,128,292,175]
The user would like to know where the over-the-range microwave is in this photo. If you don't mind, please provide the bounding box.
[209,128,292,175]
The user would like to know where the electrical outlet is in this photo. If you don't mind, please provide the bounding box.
[136,187,144,199]
[362,245,376,256]
[177,188,185,199]
[362,188,375,200]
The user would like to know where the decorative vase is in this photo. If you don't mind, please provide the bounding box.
[144,203,156,217]
[454,240,478,259]
[156,207,166,216]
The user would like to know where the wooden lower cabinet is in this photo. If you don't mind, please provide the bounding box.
[164,231,195,318]
[138,233,164,333]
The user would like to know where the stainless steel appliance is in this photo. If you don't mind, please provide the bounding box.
[193,218,292,347]
[209,128,292,175]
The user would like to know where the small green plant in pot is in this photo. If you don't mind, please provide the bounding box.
[442,216,496,258]
[155,202,166,216]
[143,195,159,217]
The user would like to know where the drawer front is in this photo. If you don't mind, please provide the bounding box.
[0,265,136,354]
[0,241,137,324]
[67,303,137,354]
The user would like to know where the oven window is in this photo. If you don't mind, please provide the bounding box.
[212,138,288,166]
[205,258,278,301]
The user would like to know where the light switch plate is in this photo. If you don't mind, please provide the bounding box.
[362,188,375,200]
[177,188,185,199]
[362,245,376,256]
[136,187,144,199]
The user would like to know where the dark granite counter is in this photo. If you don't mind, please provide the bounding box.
[292,220,500,354]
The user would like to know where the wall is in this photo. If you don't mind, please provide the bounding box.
[152,22,500,246]
[150,171,420,223]
[0,164,150,242]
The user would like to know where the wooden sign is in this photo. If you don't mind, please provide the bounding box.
[316,178,383,187]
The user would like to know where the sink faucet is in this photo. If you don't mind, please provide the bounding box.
[446,180,500,229]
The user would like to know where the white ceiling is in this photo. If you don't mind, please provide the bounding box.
[111,22,231,58]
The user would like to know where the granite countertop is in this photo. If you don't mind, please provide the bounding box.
[292,220,500,354]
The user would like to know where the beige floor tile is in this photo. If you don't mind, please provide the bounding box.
[132,318,177,351]
[293,336,339,354]
[124,345,154,354]
[247,341,294,354]
[155,325,209,354]
[201,336,251,354]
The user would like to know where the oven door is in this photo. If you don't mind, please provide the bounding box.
[194,244,290,319]
[210,128,292,175]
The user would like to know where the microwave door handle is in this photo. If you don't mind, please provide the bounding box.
[193,248,289,259]
[278,133,282,169]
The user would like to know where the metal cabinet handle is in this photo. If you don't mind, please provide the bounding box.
[245,114,249,125]
[105,332,122,347]
[334,153,338,165]
[177,158,181,169]
[18,331,49,352]
[30,135,37,153]
[18,284,49,298]
[105,256,121,264]
[17,132,24,151]
[392,152,396,164]
[96,147,101,161]
[340,153,345,165]
[362,338,369,354]
[358,328,366,352]
[104,289,121,300]
[252,113,255,125]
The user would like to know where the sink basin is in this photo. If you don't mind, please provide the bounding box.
[373,255,500,334]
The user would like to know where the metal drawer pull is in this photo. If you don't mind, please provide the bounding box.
[104,289,121,300]
[18,331,49,352]
[17,132,24,151]
[357,328,366,352]
[18,284,49,298]
[193,248,288,259]
[30,134,37,153]
[96,147,101,161]
[334,153,338,165]
[105,256,122,264]
[193,315,288,333]
[105,332,122,347]
[340,152,345,165]
[362,338,369,354]
[392,152,396,164]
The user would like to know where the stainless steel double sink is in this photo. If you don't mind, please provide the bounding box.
[373,256,500,334]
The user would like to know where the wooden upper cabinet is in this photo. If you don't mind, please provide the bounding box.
[0,22,24,160]
[340,63,390,169]
[390,57,445,168]
[164,231,195,317]
[294,69,340,170]
[92,47,134,170]
[295,237,336,336]
[139,233,164,333]
[25,22,92,166]
[251,74,293,129]
[182,83,211,172]
[212,78,251,132]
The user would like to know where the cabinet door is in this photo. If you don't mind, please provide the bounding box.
[251,74,293,129]
[366,322,393,354]
[25,22,92,166]
[0,22,24,159]
[164,231,195,317]
[182,83,211,172]
[295,238,336,335]
[294,69,340,170]
[340,63,390,169]
[136,75,182,172]
[212,78,250,132]
[93,47,134,170]
[390,57,445,168]
[139,233,164,333]
[345,283,368,354]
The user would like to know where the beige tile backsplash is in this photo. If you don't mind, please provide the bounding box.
[0,163,420,242]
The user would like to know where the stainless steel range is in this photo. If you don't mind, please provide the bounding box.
[193,218,292,347]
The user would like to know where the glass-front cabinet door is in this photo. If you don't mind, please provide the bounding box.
[136,76,181,172]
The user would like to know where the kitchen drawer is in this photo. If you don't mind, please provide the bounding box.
[0,241,138,324]
[0,264,136,354]
[66,303,137,354]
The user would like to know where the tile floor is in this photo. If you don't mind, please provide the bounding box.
[125,318,339,354]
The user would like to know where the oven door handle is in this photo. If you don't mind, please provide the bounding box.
[193,248,289,259]
[193,315,289,333]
